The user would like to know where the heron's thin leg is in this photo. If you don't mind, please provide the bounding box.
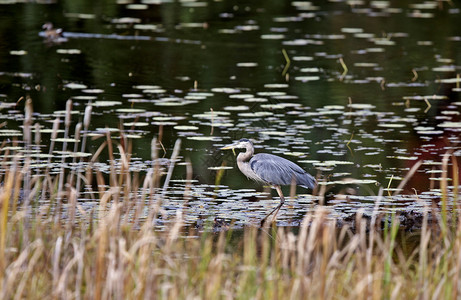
[260,185,285,226]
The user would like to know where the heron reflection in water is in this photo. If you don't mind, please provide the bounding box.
[221,139,316,225]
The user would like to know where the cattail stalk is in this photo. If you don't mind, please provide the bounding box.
[161,138,181,197]
[55,100,72,223]
[75,105,92,198]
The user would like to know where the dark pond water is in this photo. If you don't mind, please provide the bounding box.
[1,0,460,227]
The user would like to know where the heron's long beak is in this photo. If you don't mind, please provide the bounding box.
[220,144,236,150]
[221,142,238,156]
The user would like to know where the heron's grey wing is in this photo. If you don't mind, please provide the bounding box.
[249,153,316,189]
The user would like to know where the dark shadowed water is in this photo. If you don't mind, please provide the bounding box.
[0,0,460,227]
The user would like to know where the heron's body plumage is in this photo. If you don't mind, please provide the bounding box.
[249,153,316,188]
[221,138,316,225]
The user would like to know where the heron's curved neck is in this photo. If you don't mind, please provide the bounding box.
[237,144,254,163]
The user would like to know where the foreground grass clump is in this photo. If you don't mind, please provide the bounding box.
[1,181,461,299]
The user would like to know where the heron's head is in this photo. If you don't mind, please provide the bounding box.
[221,138,253,151]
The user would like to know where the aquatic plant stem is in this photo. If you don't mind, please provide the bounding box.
[56,100,72,223]
[68,123,82,186]
[162,139,182,197]
[441,151,450,234]
[339,57,348,81]
[42,117,60,202]
[75,104,92,198]
[22,98,33,246]
[282,48,291,77]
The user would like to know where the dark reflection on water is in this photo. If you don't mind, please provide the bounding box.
[0,0,460,226]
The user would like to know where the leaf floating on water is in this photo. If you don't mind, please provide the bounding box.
[64,83,87,89]
[341,27,364,33]
[347,103,376,109]
[407,11,434,18]
[52,138,80,143]
[300,67,321,72]
[187,136,222,141]
[64,12,95,19]
[354,63,379,67]
[326,179,377,185]
[153,116,186,121]
[53,110,80,117]
[208,166,233,170]
[218,29,238,34]
[378,123,405,128]
[184,95,205,101]
[273,16,303,23]
[259,131,291,136]
[417,41,433,46]
[174,125,199,130]
[324,105,345,110]
[354,33,375,38]
[294,76,320,82]
[372,39,395,46]
[261,103,301,109]
[261,34,285,40]
[257,91,286,97]
[243,97,268,103]
[366,47,385,53]
[409,2,438,9]
[56,49,81,54]
[125,134,143,139]
[67,152,92,158]
[236,62,258,67]
[211,88,241,93]
[122,94,142,98]
[72,95,97,101]
[416,130,443,135]
[438,122,461,128]
[41,129,65,134]
[229,94,253,99]
[432,66,456,72]
[0,129,22,136]
[178,22,207,28]
[283,152,305,157]
[116,108,146,113]
[402,95,448,100]
[292,1,319,10]
[93,101,122,107]
[441,110,460,116]
[155,99,197,106]
[238,112,273,117]
[283,39,323,46]
[181,2,207,7]
[126,4,148,10]
[124,122,149,127]
[193,111,230,119]
[292,56,313,61]
[10,50,27,55]
[152,121,177,126]
[435,77,461,84]
[313,160,354,167]
[133,85,161,89]
[264,83,289,88]
[223,105,249,111]
[95,127,120,133]
[388,156,419,160]
[144,89,167,94]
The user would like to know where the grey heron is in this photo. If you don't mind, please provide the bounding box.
[221,138,316,225]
